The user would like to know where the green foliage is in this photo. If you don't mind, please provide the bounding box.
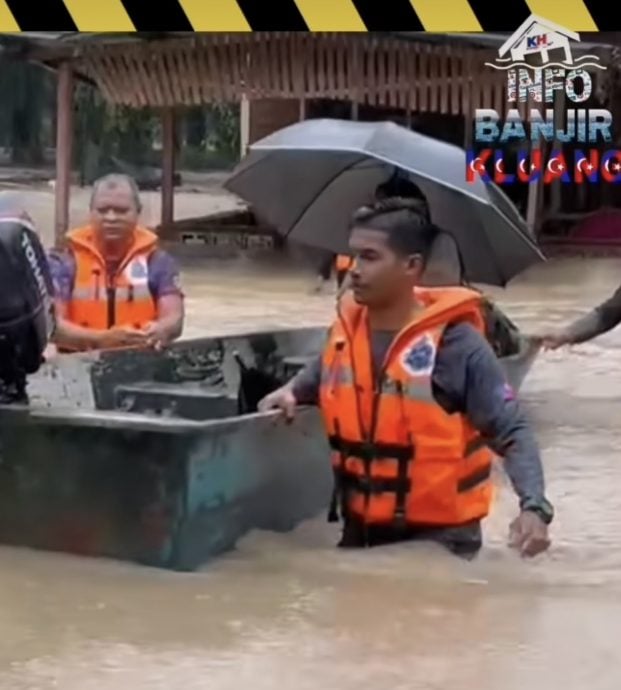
[0,60,55,164]
[0,59,241,172]
[75,85,159,164]
[205,103,240,159]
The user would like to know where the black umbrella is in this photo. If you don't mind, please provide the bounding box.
[225,119,545,286]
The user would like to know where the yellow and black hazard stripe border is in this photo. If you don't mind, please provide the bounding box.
[0,0,616,32]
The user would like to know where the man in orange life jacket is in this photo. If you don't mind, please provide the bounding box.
[259,198,553,558]
[335,254,353,288]
[49,174,184,351]
[313,253,353,293]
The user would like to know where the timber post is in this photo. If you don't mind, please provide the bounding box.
[54,61,74,248]
[161,107,176,229]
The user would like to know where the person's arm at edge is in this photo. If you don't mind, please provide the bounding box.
[280,328,330,406]
[290,354,322,405]
[258,323,336,413]
[154,294,184,343]
[148,250,185,344]
[563,284,621,344]
[257,353,322,417]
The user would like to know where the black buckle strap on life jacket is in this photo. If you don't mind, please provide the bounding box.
[392,441,412,531]
[464,435,488,457]
[457,463,492,493]
[328,470,340,523]
[393,380,413,530]
[458,435,492,493]
[339,473,412,496]
[327,420,347,523]
[328,433,414,527]
[327,437,412,464]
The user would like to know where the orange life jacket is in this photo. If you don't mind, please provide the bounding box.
[319,286,494,529]
[335,254,353,272]
[65,225,158,331]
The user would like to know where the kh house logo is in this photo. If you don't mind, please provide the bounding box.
[466,15,618,186]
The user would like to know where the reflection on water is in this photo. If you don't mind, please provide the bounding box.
[2,255,621,690]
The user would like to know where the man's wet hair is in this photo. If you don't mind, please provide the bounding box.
[90,173,142,212]
[350,197,438,261]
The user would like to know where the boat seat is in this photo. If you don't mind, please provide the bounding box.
[114,381,238,421]
[282,355,317,378]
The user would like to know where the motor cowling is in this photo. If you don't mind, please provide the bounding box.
[0,215,55,402]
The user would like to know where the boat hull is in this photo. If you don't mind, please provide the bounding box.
[0,326,539,570]
[0,406,330,570]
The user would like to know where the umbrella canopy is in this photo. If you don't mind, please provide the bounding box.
[225,119,545,286]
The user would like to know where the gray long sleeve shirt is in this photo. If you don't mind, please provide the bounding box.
[566,285,621,343]
[292,321,546,508]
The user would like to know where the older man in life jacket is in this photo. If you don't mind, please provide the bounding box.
[49,174,184,352]
[259,197,553,558]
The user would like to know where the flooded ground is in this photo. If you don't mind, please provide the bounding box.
[2,242,621,687]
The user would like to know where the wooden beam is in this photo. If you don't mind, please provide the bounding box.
[54,61,74,248]
[161,108,175,228]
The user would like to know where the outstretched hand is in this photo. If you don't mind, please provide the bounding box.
[536,331,570,351]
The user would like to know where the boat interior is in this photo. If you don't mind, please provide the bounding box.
[20,327,327,428]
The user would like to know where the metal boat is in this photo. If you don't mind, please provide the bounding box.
[0,325,539,571]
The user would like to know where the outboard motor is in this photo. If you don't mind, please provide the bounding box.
[0,215,55,403]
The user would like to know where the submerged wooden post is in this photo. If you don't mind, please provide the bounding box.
[161,108,175,228]
[54,61,74,248]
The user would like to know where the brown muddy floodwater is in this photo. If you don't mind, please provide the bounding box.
[2,255,621,690]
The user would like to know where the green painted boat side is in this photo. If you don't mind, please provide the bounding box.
[0,326,539,571]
